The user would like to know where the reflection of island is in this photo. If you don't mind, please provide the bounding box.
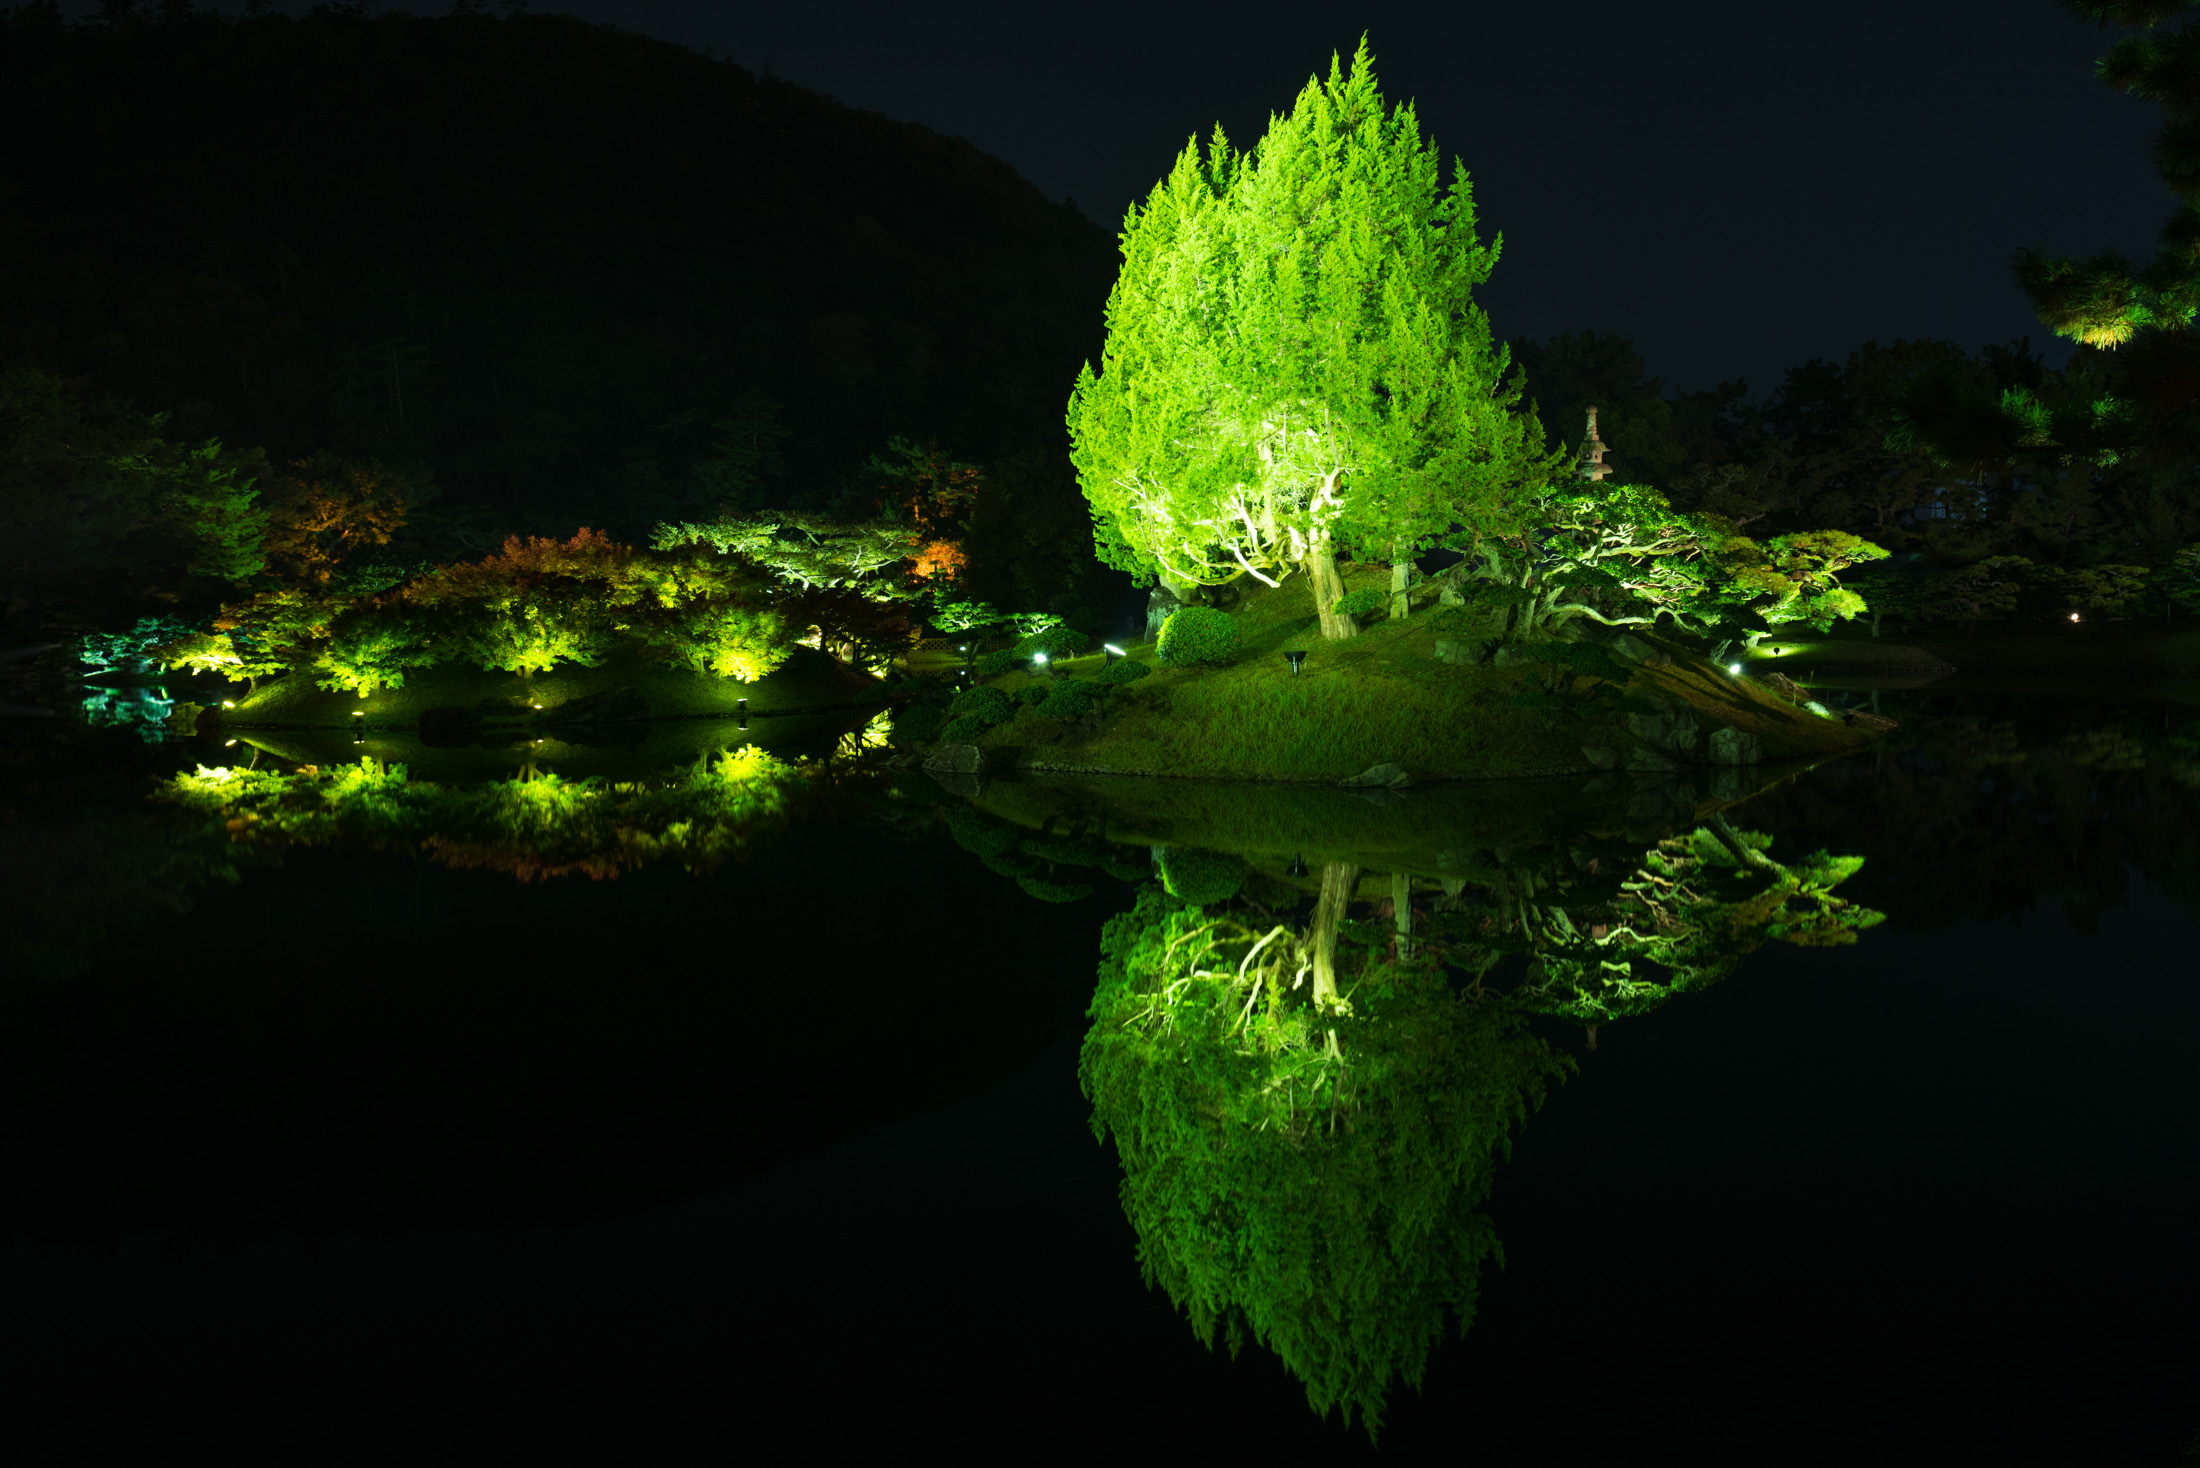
[1079,815,1881,1439]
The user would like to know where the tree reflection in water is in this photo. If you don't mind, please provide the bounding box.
[1079,820,1881,1439]
[155,747,814,881]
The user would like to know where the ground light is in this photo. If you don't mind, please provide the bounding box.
[1728,663,1743,675]
[2070,612,2082,622]
[1103,643,1125,663]
[222,700,234,708]
[1284,650,1308,675]
[1032,652,1048,666]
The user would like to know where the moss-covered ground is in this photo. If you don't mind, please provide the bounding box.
[954,565,1878,782]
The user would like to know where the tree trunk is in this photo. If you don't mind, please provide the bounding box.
[1392,871,1412,961]
[1389,541,1411,621]
[1304,539,1358,641]
[1307,861,1360,1006]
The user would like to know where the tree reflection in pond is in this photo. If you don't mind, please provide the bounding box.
[1080,820,1881,1439]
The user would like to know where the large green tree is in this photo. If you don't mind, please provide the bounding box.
[1068,40,1551,639]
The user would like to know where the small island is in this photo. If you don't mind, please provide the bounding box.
[921,566,1882,783]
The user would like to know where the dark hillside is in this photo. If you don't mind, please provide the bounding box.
[0,5,1115,550]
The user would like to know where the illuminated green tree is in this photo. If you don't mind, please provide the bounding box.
[156,440,268,583]
[1068,40,1552,639]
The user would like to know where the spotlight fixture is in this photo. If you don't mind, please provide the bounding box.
[2069,612,2081,623]
[1727,663,1742,675]
[1284,650,1308,676]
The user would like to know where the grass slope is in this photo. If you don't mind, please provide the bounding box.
[962,566,1876,782]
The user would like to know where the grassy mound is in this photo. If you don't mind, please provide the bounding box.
[950,566,1878,782]
[215,645,881,731]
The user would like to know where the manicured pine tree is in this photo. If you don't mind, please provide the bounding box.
[2005,1,2200,463]
[1069,39,1555,639]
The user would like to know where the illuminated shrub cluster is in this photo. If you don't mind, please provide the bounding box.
[170,528,909,696]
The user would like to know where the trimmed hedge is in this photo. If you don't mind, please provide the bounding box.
[1158,845,1246,906]
[942,805,1017,857]
[1018,875,1095,903]
[1332,587,1389,619]
[1038,680,1104,720]
[1158,606,1239,665]
[941,714,989,742]
[1096,657,1152,685]
[948,685,1013,724]
[892,703,944,742]
[974,648,1020,677]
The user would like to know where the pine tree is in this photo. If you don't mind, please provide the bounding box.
[1068,39,1553,640]
[2006,1,2200,463]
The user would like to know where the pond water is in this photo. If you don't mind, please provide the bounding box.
[0,686,2195,1460]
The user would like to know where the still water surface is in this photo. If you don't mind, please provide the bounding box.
[0,689,2194,1460]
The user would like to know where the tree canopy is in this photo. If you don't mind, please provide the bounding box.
[1068,40,1551,639]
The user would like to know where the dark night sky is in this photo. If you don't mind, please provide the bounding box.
[149,1,2171,396]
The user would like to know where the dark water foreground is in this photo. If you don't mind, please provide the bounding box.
[0,689,2194,1462]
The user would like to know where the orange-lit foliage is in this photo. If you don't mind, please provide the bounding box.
[880,438,982,538]
[908,538,968,583]
[263,458,413,585]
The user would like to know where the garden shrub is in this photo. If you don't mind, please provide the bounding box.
[313,610,439,695]
[1332,587,1388,620]
[1015,625,1091,660]
[1023,836,1108,867]
[1037,683,1095,720]
[892,703,944,743]
[1015,682,1053,707]
[942,804,1017,857]
[947,684,1013,725]
[975,648,1021,677]
[985,851,1041,878]
[941,714,990,742]
[1097,657,1152,685]
[1018,875,1095,903]
[1158,606,1239,665]
[1158,845,1246,906]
